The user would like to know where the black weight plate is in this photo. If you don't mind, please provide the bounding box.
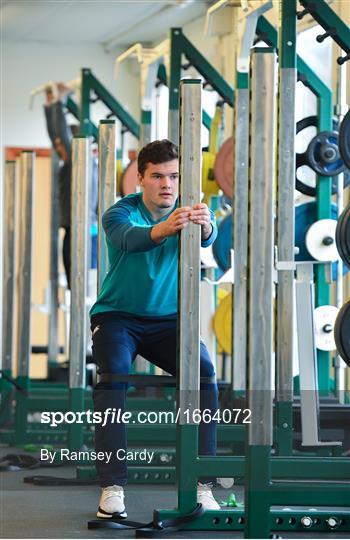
[337,206,350,267]
[335,209,348,267]
[344,207,350,261]
[296,116,318,196]
[340,207,350,265]
[296,116,350,196]
[334,299,350,367]
[306,130,345,177]
[339,109,350,170]
[339,206,350,266]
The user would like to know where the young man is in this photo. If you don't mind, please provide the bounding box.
[90,139,220,518]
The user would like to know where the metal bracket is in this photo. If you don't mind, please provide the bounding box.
[295,262,341,447]
[276,261,296,271]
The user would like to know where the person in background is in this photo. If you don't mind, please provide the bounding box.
[44,83,98,288]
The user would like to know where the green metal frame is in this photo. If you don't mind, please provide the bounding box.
[73,68,140,139]
[169,27,234,121]
[158,60,213,130]
[66,97,98,140]
[153,9,350,538]
[299,0,350,55]
[155,508,350,533]
[256,14,333,394]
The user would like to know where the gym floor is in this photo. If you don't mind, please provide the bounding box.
[1,446,349,539]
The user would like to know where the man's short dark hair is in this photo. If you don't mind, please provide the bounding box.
[137,139,178,176]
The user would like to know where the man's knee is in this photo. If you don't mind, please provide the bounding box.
[200,361,216,379]
[199,346,216,379]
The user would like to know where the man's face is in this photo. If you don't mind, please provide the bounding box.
[138,159,179,210]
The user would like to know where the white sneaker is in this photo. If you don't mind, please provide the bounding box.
[97,484,127,518]
[197,482,221,510]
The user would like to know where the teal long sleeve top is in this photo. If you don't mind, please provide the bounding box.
[90,193,217,318]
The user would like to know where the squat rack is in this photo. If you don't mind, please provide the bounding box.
[152,2,350,537]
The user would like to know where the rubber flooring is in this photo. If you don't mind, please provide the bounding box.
[1,446,349,539]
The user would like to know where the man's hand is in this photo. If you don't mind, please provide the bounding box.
[45,87,55,106]
[189,203,212,240]
[151,207,191,243]
[45,82,70,106]
[151,204,213,244]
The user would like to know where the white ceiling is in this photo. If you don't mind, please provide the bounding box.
[2,0,211,50]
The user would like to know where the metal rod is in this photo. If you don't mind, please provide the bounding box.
[295,263,341,446]
[2,161,17,374]
[140,110,152,148]
[248,49,276,446]
[178,79,202,421]
[232,77,249,394]
[276,73,296,403]
[47,149,60,363]
[168,109,179,145]
[17,152,35,378]
[296,263,321,445]
[69,137,90,390]
[177,78,202,514]
[168,28,181,145]
[335,48,347,403]
[97,120,117,292]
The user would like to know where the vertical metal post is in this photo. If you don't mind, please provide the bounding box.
[68,136,90,451]
[177,79,202,512]
[140,110,152,148]
[168,28,182,144]
[335,50,347,402]
[79,69,92,137]
[2,162,17,378]
[14,151,35,442]
[315,73,333,396]
[245,49,276,539]
[98,120,117,292]
[275,0,296,455]
[1,161,17,426]
[47,150,60,364]
[295,263,340,447]
[232,71,249,394]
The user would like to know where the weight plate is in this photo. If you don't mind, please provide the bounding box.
[335,205,350,268]
[295,201,348,279]
[334,299,350,367]
[121,160,139,196]
[214,203,347,278]
[295,202,337,261]
[200,245,218,269]
[313,305,339,351]
[306,130,345,177]
[296,116,350,196]
[339,109,350,170]
[116,159,123,195]
[213,293,232,355]
[341,208,350,266]
[335,208,350,266]
[212,213,232,272]
[305,219,339,262]
[213,137,234,199]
